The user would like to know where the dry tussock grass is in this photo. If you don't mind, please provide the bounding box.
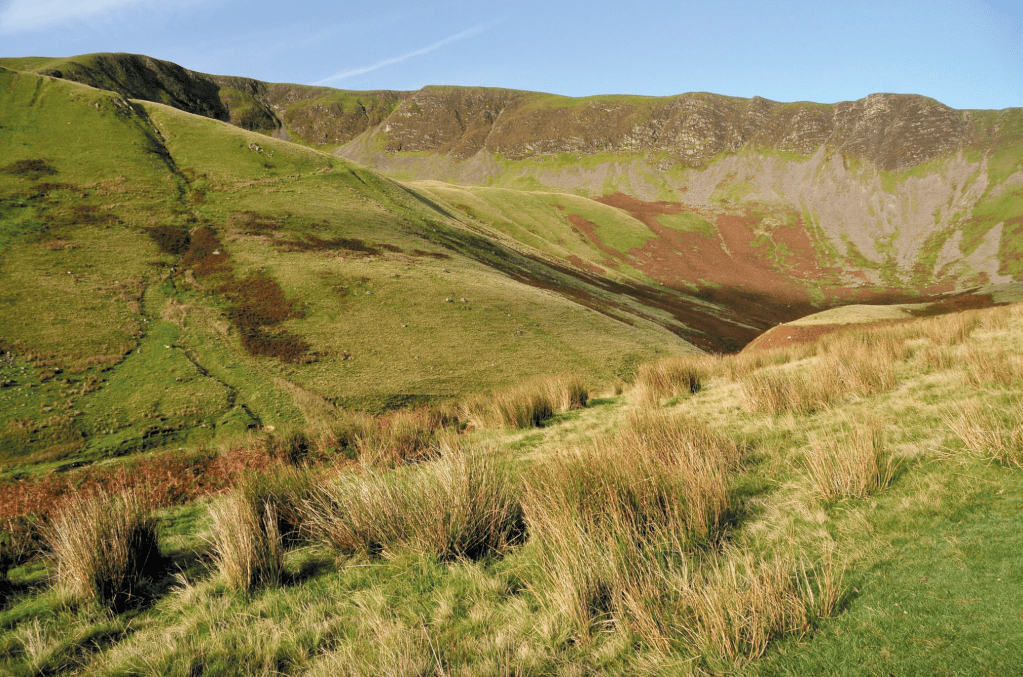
[261,426,312,465]
[524,410,739,636]
[917,311,980,346]
[739,368,824,415]
[719,346,799,382]
[208,490,285,591]
[633,355,708,406]
[457,393,499,429]
[493,384,554,429]
[45,489,161,609]
[725,303,1021,393]
[313,410,375,459]
[961,343,1023,387]
[238,470,314,545]
[460,375,589,429]
[804,419,898,501]
[303,447,523,561]
[545,373,589,411]
[813,340,898,395]
[917,344,958,372]
[678,548,844,665]
[522,409,842,662]
[740,335,900,415]
[979,307,1012,332]
[355,407,447,467]
[944,400,1023,468]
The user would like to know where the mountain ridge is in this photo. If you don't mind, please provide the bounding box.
[3,52,1012,170]
[2,53,1021,322]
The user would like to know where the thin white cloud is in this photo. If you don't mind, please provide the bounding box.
[313,18,503,86]
[0,0,151,31]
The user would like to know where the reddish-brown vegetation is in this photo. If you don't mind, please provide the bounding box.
[222,270,309,361]
[180,225,232,278]
[177,224,310,361]
[229,210,284,233]
[411,249,450,260]
[145,224,191,256]
[2,159,57,180]
[0,444,279,523]
[276,234,381,255]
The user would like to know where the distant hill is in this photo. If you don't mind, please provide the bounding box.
[1,53,1021,470]
[0,64,710,471]
[5,52,1020,298]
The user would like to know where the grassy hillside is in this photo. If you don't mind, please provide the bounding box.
[2,301,1021,675]
[0,66,705,476]
[0,54,407,148]
[3,54,1023,677]
[8,53,1023,306]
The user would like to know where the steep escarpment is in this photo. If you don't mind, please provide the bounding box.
[340,92,1022,290]
[17,53,235,122]
[358,88,969,171]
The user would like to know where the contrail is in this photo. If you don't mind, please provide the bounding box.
[313,18,503,86]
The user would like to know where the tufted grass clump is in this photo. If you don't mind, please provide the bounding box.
[45,490,162,610]
[461,375,590,430]
[804,419,899,501]
[303,447,523,561]
[493,384,555,429]
[208,489,285,591]
[634,355,707,406]
[355,407,450,467]
[944,400,1023,468]
[524,410,738,636]
[546,373,589,411]
[679,548,845,667]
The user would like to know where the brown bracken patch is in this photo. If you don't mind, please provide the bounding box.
[0,444,282,522]
[565,255,606,275]
[589,192,979,351]
[221,270,310,362]
[907,290,998,317]
[177,224,310,361]
[180,226,232,278]
[411,249,451,260]
[2,159,57,180]
[276,234,381,255]
[145,224,191,256]
[229,210,285,233]
[743,323,869,352]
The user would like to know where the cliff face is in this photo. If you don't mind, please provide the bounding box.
[369,89,969,171]
[334,89,1021,291]
[36,53,233,121]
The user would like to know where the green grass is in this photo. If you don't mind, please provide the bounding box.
[757,468,1023,676]
[656,210,716,236]
[3,304,1023,674]
[4,58,1023,675]
[0,66,698,472]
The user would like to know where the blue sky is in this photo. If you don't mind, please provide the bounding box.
[1,0,1020,109]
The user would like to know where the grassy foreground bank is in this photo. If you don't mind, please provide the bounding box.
[2,302,1023,675]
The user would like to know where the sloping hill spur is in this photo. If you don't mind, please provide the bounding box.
[0,66,708,472]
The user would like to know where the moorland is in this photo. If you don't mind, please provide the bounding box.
[0,52,1022,676]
